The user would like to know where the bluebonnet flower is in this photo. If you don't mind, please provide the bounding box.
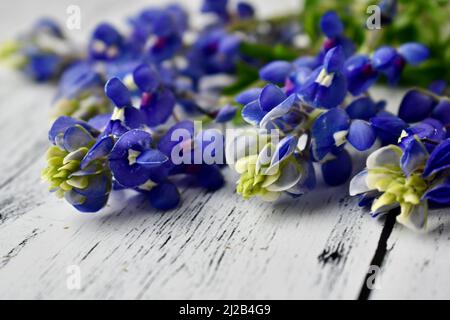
[53,62,110,120]
[41,116,112,212]
[241,84,299,130]
[319,11,355,60]
[344,42,429,95]
[344,55,379,96]
[379,0,397,25]
[350,137,450,231]
[157,120,225,192]
[298,46,348,109]
[88,23,125,61]
[214,105,237,123]
[108,129,169,188]
[201,0,229,20]
[184,28,241,87]
[236,2,255,20]
[226,130,315,200]
[370,113,408,146]
[398,88,450,127]
[103,63,176,132]
[310,107,376,185]
[372,43,429,84]
[0,18,76,82]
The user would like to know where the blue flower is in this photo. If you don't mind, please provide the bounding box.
[319,11,355,59]
[311,107,376,161]
[184,28,241,85]
[0,18,73,82]
[344,55,379,96]
[201,0,229,20]
[108,129,169,188]
[241,84,298,130]
[350,138,450,231]
[42,116,112,212]
[259,60,293,84]
[236,2,255,19]
[398,88,450,127]
[298,46,348,109]
[372,43,429,84]
[370,113,407,146]
[89,23,124,61]
[214,104,237,123]
[157,121,225,191]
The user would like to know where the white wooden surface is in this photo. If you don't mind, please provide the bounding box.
[0,0,449,300]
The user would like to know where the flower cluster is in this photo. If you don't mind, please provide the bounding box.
[227,9,449,231]
[3,1,450,231]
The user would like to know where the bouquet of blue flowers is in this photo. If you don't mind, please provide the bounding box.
[1,0,449,232]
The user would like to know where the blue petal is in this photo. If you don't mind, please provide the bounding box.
[87,113,112,131]
[91,23,122,45]
[73,194,109,213]
[63,125,95,152]
[428,80,447,96]
[258,84,286,112]
[147,181,180,210]
[321,150,352,186]
[347,120,376,151]
[235,88,262,105]
[293,56,320,69]
[271,135,297,166]
[259,61,293,84]
[372,46,397,70]
[218,35,240,56]
[423,177,450,205]
[344,55,379,95]
[133,64,159,92]
[241,100,265,126]
[215,105,237,123]
[157,120,194,156]
[109,129,152,160]
[400,138,428,176]
[323,46,345,73]
[320,11,344,38]
[26,54,60,82]
[312,107,350,160]
[124,106,144,129]
[398,89,437,123]
[432,99,450,126]
[195,164,225,191]
[108,130,154,187]
[399,121,445,152]
[49,116,97,144]
[346,97,378,120]
[136,149,169,167]
[314,72,347,109]
[81,136,114,169]
[370,115,407,146]
[73,173,111,198]
[260,94,296,128]
[141,88,176,127]
[423,139,450,178]
[105,77,131,107]
[237,1,255,19]
[398,43,429,65]
[56,62,101,99]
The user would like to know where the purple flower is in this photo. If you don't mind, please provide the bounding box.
[319,11,355,59]
[42,116,112,212]
[241,84,298,130]
[372,43,429,84]
[298,46,348,109]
